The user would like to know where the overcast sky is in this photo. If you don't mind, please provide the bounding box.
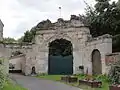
[0,0,117,39]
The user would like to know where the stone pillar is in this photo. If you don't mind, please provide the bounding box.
[44,51,48,73]
[36,49,48,74]
[73,50,83,74]
[101,38,112,74]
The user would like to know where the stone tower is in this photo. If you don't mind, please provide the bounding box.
[0,20,4,41]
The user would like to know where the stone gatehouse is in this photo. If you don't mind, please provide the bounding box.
[0,16,112,75]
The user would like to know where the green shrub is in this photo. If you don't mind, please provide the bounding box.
[108,62,120,85]
[113,34,120,52]
[77,74,87,79]
[94,74,110,82]
[77,74,110,83]
[37,73,48,76]
[0,66,6,89]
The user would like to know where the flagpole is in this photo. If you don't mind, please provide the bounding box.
[59,7,61,18]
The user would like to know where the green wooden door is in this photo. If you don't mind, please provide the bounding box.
[48,55,73,75]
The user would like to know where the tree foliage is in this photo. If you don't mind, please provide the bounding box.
[117,0,120,9]
[84,0,120,52]
[85,0,120,37]
[19,0,120,52]
[49,39,73,56]
[0,65,6,89]
[22,31,33,43]
[17,36,24,43]
[3,37,16,43]
[22,27,36,43]
[19,19,52,43]
[112,34,120,52]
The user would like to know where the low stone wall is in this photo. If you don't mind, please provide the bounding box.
[4,43,33,49]
[105,52,120,74]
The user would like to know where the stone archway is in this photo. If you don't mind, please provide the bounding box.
[91,49,102,75]
[37,31,81,75]
[48,38,73,75]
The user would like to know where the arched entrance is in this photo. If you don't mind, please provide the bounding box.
[48,38,73,75]
[92,49,102,75]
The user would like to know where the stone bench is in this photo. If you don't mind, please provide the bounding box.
[79,80,102,88]
[61,76,78,83]
[61,76,69,82]
[109,85,120,90]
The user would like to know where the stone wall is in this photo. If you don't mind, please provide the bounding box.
[105,53,120,74]
[0,43,33,75]
[33,23,112,75]
[0,17,113,75]
[24,48,38,75]
[84,34,112,75]
[34,25,91,75]
[9,54,26,73]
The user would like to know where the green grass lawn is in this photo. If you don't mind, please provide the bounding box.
[37,74,110,90]
[37,75,63,81]
[2,82,27,90]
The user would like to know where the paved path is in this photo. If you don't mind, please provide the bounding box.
[11,74,82,90]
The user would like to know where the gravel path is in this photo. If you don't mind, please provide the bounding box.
[11,74,82,90]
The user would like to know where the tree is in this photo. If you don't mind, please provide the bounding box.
[85,0,120,37]
[17,36,24,43]
[83,0,120,52]
[22,31,33,43]
[49,39,73,56]
[3,37,16,43]
[19,19,52,43]
[112,34,120,52]
[22,27,37,43]
[117,0,120,9]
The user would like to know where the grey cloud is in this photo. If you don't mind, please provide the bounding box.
[8,22,27,39]
[3,0,95,39]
